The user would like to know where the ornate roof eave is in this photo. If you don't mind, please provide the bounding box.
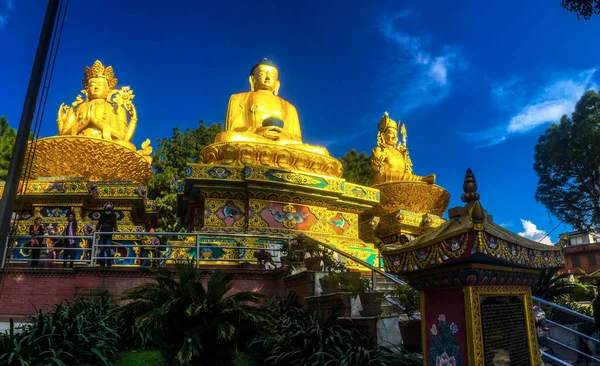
[381,169,565,274]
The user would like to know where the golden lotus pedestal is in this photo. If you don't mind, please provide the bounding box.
[179,162,380,269]
[199,141,344,178]
[22,136,153,185]
[1,136,158,267]
[360,182,451,247]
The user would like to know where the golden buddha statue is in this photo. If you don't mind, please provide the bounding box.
[371,112,435,185]
[214,58,328,156]
[57,60,151,154]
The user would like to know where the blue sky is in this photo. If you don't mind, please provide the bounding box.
[1,0,597,243]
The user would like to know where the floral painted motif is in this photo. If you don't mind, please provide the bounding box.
[429,313,463,366]
[206,167,232,179]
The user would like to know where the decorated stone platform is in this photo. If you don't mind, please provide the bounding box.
[178,163,381,267]
[1,176,158,266]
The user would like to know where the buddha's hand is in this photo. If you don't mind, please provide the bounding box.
[256,126,288,141]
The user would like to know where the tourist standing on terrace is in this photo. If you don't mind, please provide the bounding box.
[28,216,45,268]
[62,211,78,268]
[96,203,118,267]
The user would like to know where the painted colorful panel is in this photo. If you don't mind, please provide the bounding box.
[204,199,246,228]
[258,202,317,230]
[423,288,467,366]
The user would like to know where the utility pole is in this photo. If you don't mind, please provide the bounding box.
[0,0,60,267]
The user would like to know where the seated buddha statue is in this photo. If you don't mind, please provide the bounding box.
[57,60,148,153]
[214,58,329,156]
[371,112,435,185]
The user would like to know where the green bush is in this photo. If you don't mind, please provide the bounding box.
[249,293,421,366]
[112,262,270,366]
[0,295,119,366]
[395,284,420,318]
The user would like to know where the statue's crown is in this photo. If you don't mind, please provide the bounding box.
[378,111,398,132]
[82,60,118,89]
[250,58,277,75]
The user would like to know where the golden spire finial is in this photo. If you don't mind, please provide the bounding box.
[82,60,118,89]
[461,168,480,204]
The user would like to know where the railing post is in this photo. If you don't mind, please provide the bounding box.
[90,233,97,267]
[195,233,200,269]
[371,269,377,291]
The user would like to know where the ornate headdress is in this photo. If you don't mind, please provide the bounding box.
[250,58,277,75]
[377,111,398,132]
[82,60,118,89]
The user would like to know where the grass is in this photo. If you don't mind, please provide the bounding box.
[115,350,256,366]
[232,352,257,366]
[116,350,167,366]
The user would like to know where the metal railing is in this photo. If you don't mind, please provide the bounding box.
[532,295,600,364]
[307,236,420,320]
[3,231,292,269]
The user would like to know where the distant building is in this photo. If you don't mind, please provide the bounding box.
[561,230,600,274]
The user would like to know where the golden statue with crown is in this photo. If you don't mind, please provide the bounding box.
[20,60,153,185]
[201,58,342,177]
[57,60,151,154]
[371,112,435,185]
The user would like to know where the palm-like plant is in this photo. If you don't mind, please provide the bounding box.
[533,268,577,301]
[112,261,268,366]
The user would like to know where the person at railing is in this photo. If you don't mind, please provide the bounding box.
[95,202,118,267]
[61,211,79,268]
[28,216,45,268]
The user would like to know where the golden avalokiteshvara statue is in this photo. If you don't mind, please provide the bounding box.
[371,112,435,185]
[57,60,151,154]
[214,58,328,156]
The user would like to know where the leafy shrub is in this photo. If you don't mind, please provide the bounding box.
[249,293,421,366]
[395,284,420,318]
[0,295,119,366]
[112,262,269,366]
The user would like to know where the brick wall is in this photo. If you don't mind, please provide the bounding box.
[0,267,285,320]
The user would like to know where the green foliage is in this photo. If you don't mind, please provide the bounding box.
[112,262,268,366]
[148,121,222,231]
[340,149,372,186]
[249,293,421,366]
[572,282,594,301]
[340,271,370,297]
[532,268,577,301]
[395,284,420,318]
[554,296,594,317]
[0,295,119,366]
[561,0,600,19]
[116,350,167,366]
[534,90,600,230]
[0,116,16,181]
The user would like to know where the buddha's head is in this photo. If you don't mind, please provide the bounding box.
[250,58,280,96]
[377,112,399,147]
[82,60,118,100]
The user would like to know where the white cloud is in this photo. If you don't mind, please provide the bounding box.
[0,0,14,30]
[380,12,465,114]
[518,219,553,245]
[467,69,597,148]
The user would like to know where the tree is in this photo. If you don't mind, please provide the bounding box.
[532,268,576,301]
[534,90,600,230]
[340,149,372,186]
[112,263,267,366]
[0,116,17,181]
[148,121,222,231]
[561,0,600,19]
